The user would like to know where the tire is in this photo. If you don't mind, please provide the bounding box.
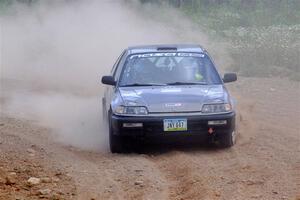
[218,130,236,148]
[109,132,124,153]
[109,115,124,153]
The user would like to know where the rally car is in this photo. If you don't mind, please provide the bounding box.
[101,44,237,153]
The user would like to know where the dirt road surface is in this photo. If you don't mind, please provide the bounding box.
[0,77,299,200]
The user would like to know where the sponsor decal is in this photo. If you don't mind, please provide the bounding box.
[130,53,205,59]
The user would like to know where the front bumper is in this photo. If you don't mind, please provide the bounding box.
[111,112,235,138]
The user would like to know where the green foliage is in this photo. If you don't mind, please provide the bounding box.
[0,0,12,13]
[0,0,37,14]
[178,0,300,80]
[180,0,300,29]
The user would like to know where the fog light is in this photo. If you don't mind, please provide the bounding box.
[208,120,227,125]
[123,123,143,128]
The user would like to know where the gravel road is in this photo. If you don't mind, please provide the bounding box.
[1,77,299,200]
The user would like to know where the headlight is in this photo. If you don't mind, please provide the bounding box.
[202,103,232,113]
[114,106,148,115]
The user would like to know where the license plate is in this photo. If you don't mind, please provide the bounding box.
[163,119,187,132]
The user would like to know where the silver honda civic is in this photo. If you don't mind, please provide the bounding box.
[101,44,237,153]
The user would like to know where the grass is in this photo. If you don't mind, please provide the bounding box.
[178,0,300,80]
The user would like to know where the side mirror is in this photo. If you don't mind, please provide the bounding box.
[101,76,116,86]
[223,73,237,83]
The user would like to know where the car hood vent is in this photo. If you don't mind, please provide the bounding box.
[157,47,177,51]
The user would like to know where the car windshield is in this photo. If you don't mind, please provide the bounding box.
[119,52,222,86]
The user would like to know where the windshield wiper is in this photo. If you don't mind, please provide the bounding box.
[121,83,167,87]
[166,81,207,85]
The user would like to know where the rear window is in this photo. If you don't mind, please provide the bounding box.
[119,53,222,86]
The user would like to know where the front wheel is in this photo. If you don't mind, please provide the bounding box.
[218,130,236,148]
[109,116,124,153]
[109,132,124,153]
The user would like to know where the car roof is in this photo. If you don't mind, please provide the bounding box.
[127,44,205,54]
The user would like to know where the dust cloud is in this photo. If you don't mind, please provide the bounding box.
[0,0,226,151]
